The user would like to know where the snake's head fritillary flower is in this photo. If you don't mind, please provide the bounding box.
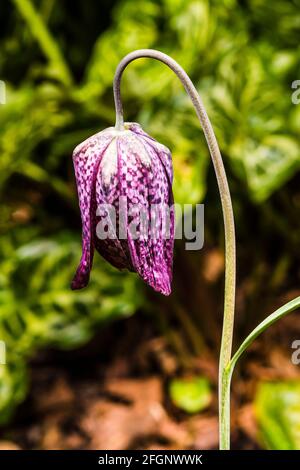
[71,122,174,295]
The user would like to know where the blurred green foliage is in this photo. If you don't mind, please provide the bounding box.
[0,230,142,423]
[255,381,300,450]
[0,0,300,438]
[169,375,211,413]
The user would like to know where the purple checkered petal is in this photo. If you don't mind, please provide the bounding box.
[71,129,115,289]
[71,123,175,295]
[117,131,174,295]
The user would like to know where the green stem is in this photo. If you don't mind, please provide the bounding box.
[221,295,300,445]
[220,365,231,449]
[230,296,300,374]
[113,49,236,450]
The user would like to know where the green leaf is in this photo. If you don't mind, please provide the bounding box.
[0,358,28,425]
[12,0,73,86]
[169,375,212,413]
[255,381,300,450]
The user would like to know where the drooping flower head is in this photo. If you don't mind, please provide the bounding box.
[71,122,174,295]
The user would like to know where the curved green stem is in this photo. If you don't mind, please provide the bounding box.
[113,49,236,449]
[222,296,300,440]
[229,296,300,374]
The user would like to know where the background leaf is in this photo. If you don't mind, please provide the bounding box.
[169,375,212,413]
[255,381,300,450]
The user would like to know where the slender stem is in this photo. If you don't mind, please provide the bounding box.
[113,49,236,449]
[230,295,300,375]
[221,295,300,448]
